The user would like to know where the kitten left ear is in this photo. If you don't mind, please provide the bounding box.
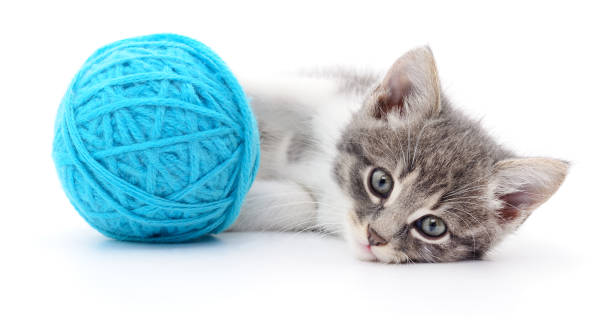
[371,46,441,119]
[490,158,569,229]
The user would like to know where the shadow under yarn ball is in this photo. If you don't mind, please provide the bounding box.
[52,34,260,242]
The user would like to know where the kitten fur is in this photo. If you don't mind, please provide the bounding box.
[229,47,568,264]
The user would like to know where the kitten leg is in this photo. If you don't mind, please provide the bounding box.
[227,179,317,232]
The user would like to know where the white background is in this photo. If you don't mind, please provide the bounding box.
[1,1,611,326]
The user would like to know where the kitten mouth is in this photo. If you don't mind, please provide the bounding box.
[345,215,378,261]
[353,241,378,261]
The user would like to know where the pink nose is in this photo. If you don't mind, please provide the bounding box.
[367,225,388,246]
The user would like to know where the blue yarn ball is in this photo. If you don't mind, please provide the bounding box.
[52,34,260,242]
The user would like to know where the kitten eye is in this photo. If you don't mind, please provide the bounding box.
[369,168,394,198]
[416,215,447,238]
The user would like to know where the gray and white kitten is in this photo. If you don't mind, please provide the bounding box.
[229,47,568,263]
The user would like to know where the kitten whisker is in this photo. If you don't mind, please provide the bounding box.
[446,207,494,245]
[442,210,479,258]
[350,132,400,163]
[391,127,410,174]
[411,119,444,170]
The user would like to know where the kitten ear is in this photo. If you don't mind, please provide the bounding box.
[490,158,569,229]
[371,46,441,119]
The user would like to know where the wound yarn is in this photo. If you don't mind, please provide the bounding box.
[52,34,260,242]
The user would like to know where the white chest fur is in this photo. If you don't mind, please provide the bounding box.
[229,75,360,235]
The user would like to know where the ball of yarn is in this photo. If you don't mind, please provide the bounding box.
[52,34,259,242]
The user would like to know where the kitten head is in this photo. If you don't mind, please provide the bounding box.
[333,47,568,263]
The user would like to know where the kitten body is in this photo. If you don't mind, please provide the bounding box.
[230,74,356,237]
[229,48,568,263]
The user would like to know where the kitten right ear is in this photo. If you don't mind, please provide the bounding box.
[370,46,441,119]
[489,158,569,230]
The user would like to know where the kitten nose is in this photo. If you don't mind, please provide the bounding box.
[367,225,388,246]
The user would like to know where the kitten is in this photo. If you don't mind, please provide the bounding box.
[229,47,568,263]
